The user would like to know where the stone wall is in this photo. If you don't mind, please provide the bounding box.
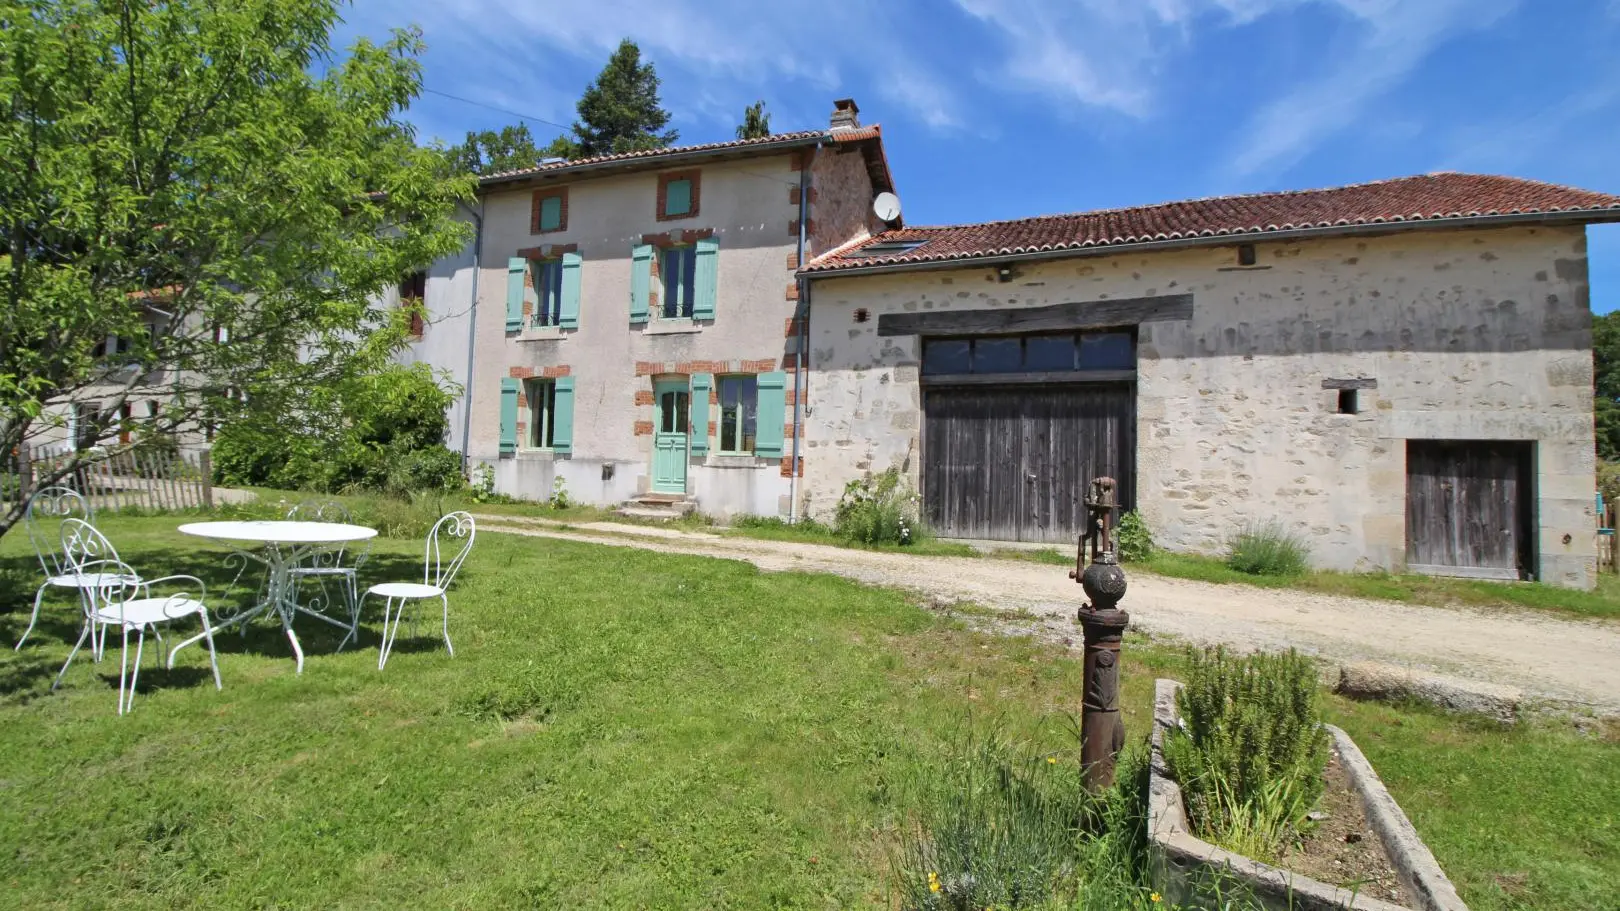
[804,225,1597,588]
[807,145,878,258]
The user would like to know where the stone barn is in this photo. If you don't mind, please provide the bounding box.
[799,173,1620,589]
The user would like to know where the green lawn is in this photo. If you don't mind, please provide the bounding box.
[0,516,1613,909]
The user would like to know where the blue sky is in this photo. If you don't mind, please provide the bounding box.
[336,0,1620,312]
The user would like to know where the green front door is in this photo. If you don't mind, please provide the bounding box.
[653,381,690,494]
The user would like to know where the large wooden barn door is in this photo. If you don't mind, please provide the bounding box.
[1405,440,1534,580]
[923,384,1133,543]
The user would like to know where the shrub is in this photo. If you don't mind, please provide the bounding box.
[1225,521,1309,576]
[1163,646,1330,860]
[1115,511,1154,563]
[384,443,464,497]
[834,468,922,546]
[213,362,460,496]
[1599,460,1620,509]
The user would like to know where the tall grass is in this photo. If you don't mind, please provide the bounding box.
[1225,521,1310,577]
[892,724,1163,910]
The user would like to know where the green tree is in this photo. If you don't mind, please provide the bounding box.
[446,123,542,175]
[1595,311,1620,460]
[0,0,472,538]
[213,362,463,494]
[569,38,677,157]
[736,100,771,140]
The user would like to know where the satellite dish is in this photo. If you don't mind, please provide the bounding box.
[872,191,902,224]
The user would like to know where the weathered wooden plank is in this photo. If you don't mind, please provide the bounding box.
[878,294,1193,337]
[200,450,214,508]
[923,383,1134,544]
[1405,440,1530,577]
[921,369,1137,387]
[1407,563,1519,582]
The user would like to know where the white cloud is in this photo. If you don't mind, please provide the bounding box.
[947,0,1305,117]
[356,0,966,134]
[1223,0,1518,177]
[1436,79,1620,174]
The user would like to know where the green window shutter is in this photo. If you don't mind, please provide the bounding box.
[693,237,719,321]
[689,373,712,456]
[629,244,653,324]
[505,257,526,332]
[552,376,575,455]
[559,252,582,329]
[754,371,787,458]
[499,377,520,453]
[539,195,562,231]
[666,179,691,216]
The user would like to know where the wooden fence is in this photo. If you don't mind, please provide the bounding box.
[5,443,213,513]
[1600,498,1618,575]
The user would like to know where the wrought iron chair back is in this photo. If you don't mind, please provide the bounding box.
[25,487,93,579]
[59,517,122,576]
[286,499,369,571]
[423,511,476,590]
[69,558,147,625]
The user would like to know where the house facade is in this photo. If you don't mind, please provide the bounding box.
[800,174,1620,589]
[453,100,894,516]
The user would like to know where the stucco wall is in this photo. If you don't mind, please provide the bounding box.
[464,154,816,515]
[392,209,478,456]
[804,225,1597,588]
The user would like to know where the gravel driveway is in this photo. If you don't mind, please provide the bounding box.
[476,516,1620,714]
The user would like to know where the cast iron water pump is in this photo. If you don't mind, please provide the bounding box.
[1070,476,1129,790]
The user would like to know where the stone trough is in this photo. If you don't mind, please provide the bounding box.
[1148,679,1469,911]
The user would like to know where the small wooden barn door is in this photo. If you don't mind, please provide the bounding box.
[923,384,1133,543]
[1405,440,1533,580]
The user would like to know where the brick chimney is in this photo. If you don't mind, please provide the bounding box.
[829,98,860,132]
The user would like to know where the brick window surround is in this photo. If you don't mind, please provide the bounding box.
[530,187,569,234]
[656,169,701,221]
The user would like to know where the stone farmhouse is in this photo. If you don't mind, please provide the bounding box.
[399,99,1620,589]
[399,99,892,517]
[801,174,1620,589]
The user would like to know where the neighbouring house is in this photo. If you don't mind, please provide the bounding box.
[29,287,209,457]
[799,174,1620,589]
[451,98,895,516]
[388,205,481,456]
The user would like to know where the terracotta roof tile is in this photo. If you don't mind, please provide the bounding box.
[480,130,829,183]
[804,173,1620,273]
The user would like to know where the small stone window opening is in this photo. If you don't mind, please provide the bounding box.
[1237,243,1257,266]
[1337,388,1358,415]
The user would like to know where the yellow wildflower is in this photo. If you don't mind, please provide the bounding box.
[1150,892,1163,903]
[1047,757,1057,764]
[928,871,940,893]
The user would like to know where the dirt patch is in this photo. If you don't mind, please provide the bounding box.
[1280,753,1408,905]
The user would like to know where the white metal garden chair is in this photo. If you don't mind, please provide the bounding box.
[361,511,475,670]
[285,499,371,644]
[52,519,222,715]
[16,487,137,656]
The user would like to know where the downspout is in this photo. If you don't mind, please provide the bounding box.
[457,197,486,471]
[789,144,817,523]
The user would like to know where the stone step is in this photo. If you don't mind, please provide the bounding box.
[615,505,690,521]
[616,494,696,521]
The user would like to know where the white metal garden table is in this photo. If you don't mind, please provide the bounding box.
[172,520,378,673]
